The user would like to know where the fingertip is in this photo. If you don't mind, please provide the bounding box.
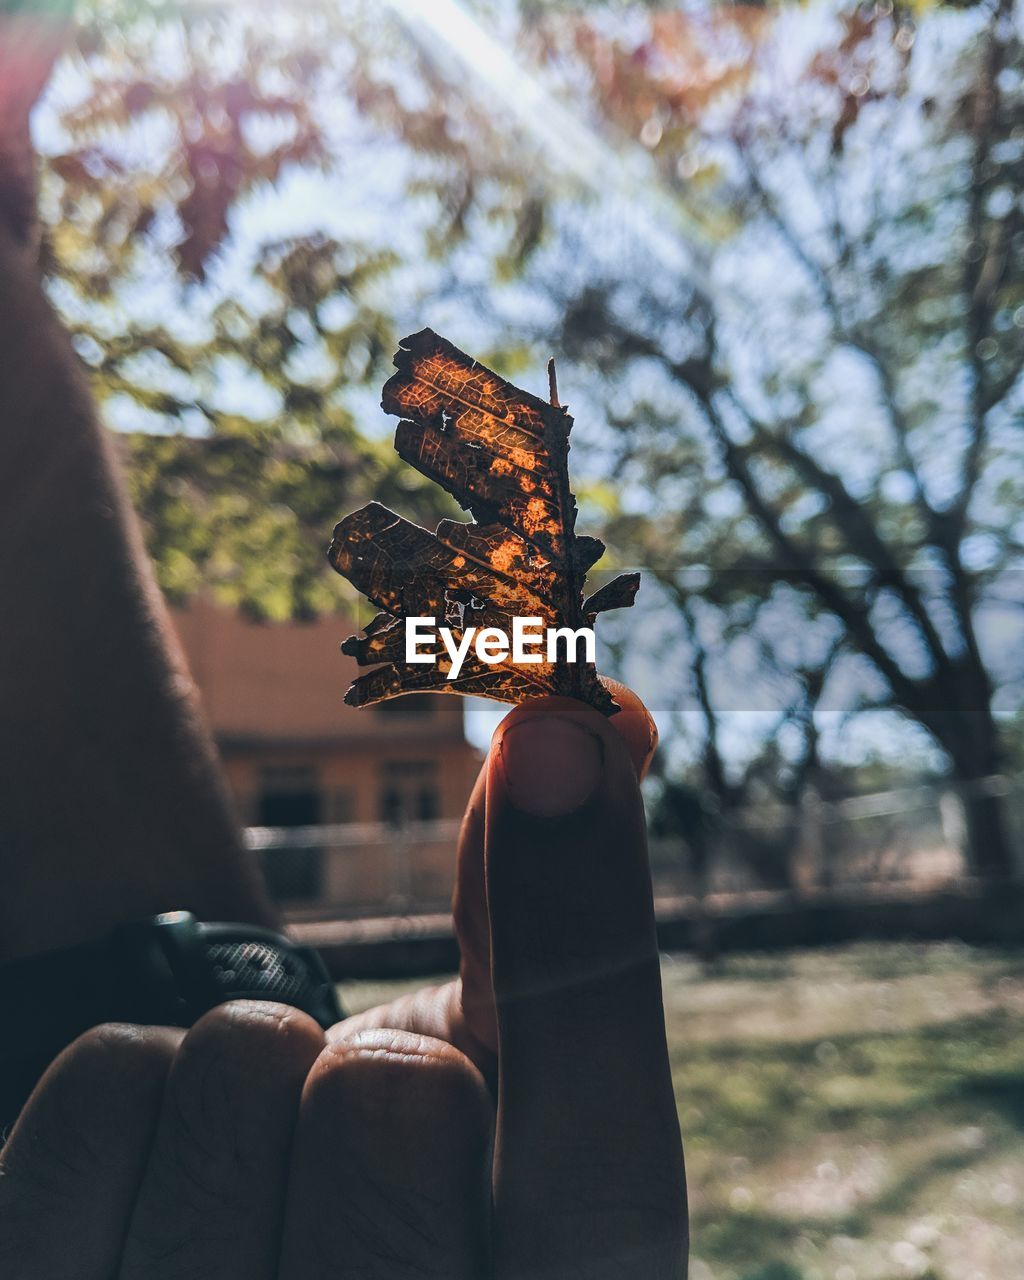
[489,682,656,785]
[599,678,659,780]
[496,714,603,817]
[185,1000,326,1076]
[280,1030,492,1278]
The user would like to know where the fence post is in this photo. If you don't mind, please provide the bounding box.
[938,788,968,876]
[796,787,825,893]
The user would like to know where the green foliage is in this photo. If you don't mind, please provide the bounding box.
[34,2,441,617]
[92,227,457,618]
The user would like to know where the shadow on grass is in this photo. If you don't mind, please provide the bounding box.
[682,1009,1024,1276]
[952,1072,1024,1129]
[692,1208,808,1269]
[868,1137,998,1218]
[675,1010,1024,1149]
[738,1264,804,1280]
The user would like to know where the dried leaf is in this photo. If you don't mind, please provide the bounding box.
[328,329,639,715]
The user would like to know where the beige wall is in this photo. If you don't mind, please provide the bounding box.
[172,596,468,746]
[218,742,479,828]
[170,597,482,830]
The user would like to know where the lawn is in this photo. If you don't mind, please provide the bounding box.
[340,943,1024,1280]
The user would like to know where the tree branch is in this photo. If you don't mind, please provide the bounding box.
[724,386,958,688]
[951,0,1015,533]
[693,388,938,729]
[981,343,1024,416]
[733,139,943,541]
[730,124,1002,734]
[658,577,733,803]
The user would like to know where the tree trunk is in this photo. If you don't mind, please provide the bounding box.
[959,780,1016,880]
[926,653,1014,880]
[944,675,1016,880]
[734,828,799,893]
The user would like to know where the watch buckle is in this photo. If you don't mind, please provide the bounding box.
[111,911,220,1026]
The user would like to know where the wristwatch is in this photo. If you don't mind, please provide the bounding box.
[0,911,344,1136]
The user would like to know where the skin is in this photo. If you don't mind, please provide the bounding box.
[0,19,276,957]
[0,691,688,1279]
[0,22,688,1274]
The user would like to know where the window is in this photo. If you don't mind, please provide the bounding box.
[417,785,440,822]
[257,765,324,903]
[329,788,355,824]
[378,760,441,827]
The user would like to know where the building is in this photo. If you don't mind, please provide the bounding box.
[171,597,482,916]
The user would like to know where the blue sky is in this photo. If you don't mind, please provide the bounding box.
[32,0,1024,769]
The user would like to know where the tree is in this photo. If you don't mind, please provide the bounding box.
[545,2,1024,877]
[647,587,845,893]
[14,0,1024,874]
[27,0,459,618]
[349,1,1023,877]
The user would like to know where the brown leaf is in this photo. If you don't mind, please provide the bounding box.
[328,329,639,715]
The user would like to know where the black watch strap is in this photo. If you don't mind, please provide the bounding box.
[0,911,343,1137]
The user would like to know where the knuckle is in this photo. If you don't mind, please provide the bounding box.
[407,1040,492,1121]
[164,1002,317,1146]
[27,1022,175,1150]
[59,1021,176,1087]
[135,1002,322,1220]
[304,1030,491,1130]
[0,1025,174,1206]
[295,1034,491,1277]
[185,999,324,1069]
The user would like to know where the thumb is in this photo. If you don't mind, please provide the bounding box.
[486,693,663,1019]
[454,682,657,1055]
[485,696,687,1278]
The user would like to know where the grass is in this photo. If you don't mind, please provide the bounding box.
[341,943,1024,1280]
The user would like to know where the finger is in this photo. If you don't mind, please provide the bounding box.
[118,1001,323,1280]
[331,686,660,1075]
[0,1024,179,1280]
[278,1029,492,1280]
[593,678,661,782]
[336,684,658,1068]
[455,681,658,1057]
[487,697,687,1280]
[453,760,494,1049]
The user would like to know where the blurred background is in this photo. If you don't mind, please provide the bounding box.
[23,0,1024,1275]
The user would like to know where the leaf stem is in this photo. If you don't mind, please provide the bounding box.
[547,357,560,408]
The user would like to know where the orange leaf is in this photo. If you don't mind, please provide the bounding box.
[328,330,639,715]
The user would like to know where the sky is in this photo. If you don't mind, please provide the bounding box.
[32,0,1024,770]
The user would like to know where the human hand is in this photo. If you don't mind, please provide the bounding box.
[0,683,687,1278]
[337,682,688,1277]
[0,1005,492,1278]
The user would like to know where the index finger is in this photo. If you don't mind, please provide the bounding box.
[486,696,688,1279]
